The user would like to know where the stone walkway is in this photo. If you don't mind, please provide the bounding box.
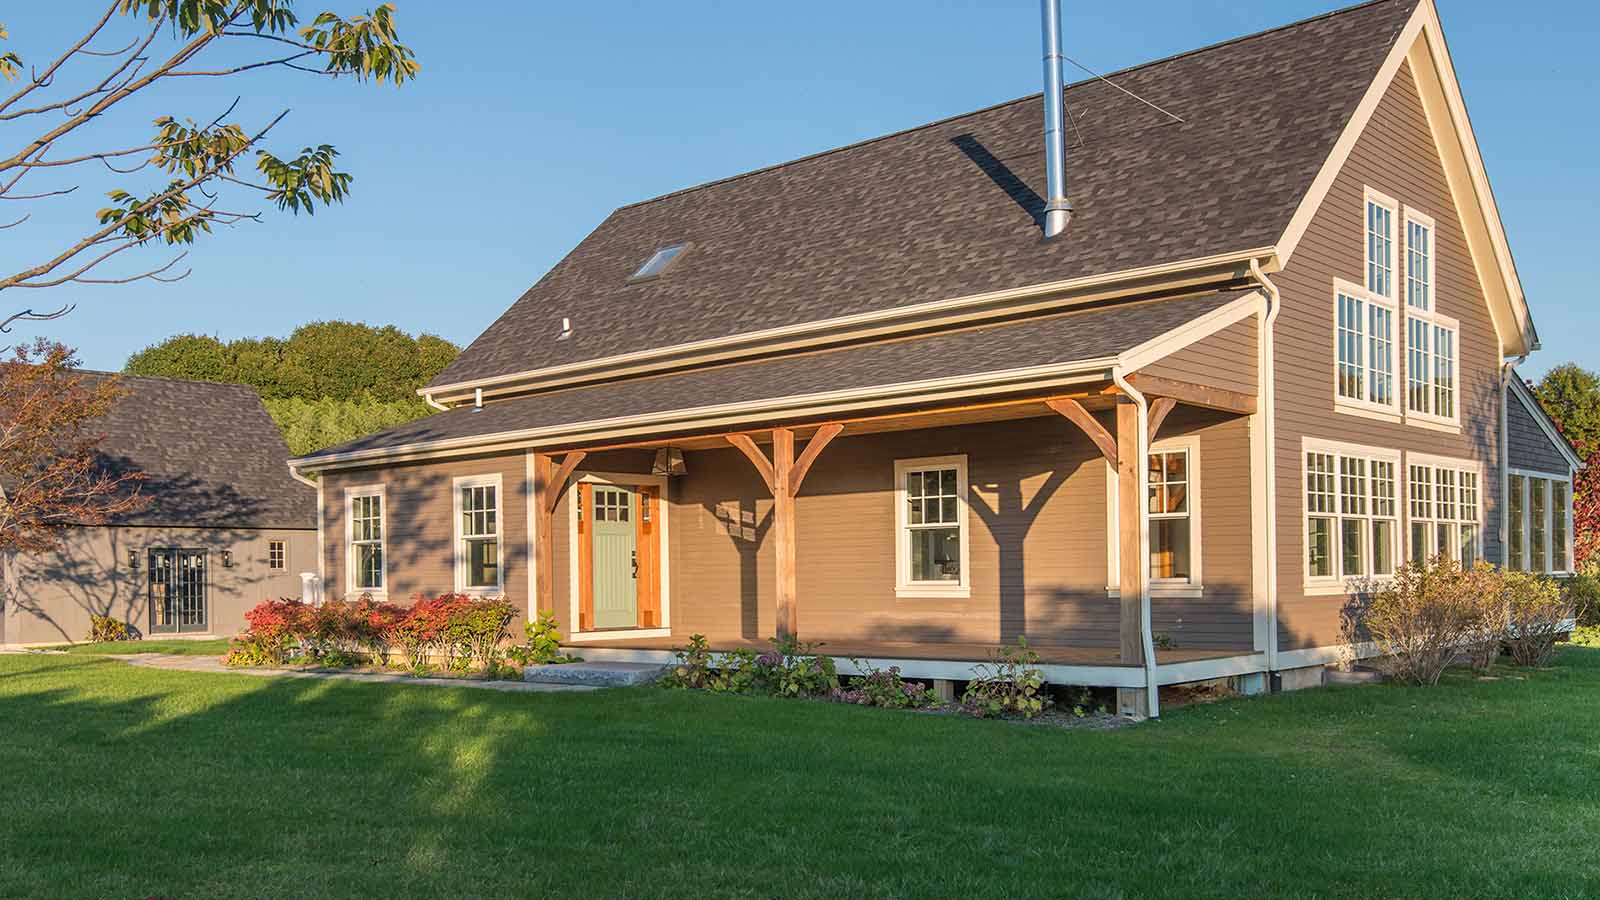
[115,653,596,693]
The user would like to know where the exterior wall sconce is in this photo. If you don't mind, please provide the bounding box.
[651,447,686,477]
[221,550,234,568]
[127,549,139,570]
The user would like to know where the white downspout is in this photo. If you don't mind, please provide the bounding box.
[1250,259,1282,675]
[423,393,449,412]
[1111,366,1159,717]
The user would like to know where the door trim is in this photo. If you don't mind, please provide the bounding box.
[566,471,671,643]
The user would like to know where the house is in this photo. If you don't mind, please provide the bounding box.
[0,374,317,646]
[287,0,1578,716]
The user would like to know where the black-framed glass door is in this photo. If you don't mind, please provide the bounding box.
[149,549,208,634]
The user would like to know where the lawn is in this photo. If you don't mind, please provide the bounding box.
[45,638,233,656]
[1,651,1595,900]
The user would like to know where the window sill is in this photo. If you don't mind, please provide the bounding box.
[351,588,388,600]
[1334,401,1402,424]
[895,585,971,600]
[1302,577,1393,597]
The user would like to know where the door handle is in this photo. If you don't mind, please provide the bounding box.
[631,549,638,579]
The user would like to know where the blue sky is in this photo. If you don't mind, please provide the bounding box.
[5,1,1595,379]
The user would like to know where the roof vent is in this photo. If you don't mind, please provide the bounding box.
[1039,0,1073,239]
[556,316,573,341]
[630,243,687,281]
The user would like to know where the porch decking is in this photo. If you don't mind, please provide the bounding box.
[567,635,1253,669]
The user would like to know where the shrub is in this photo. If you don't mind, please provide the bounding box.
[362,600,406,667]
[768,636,838,698]
[660,634,715,689]
[443,596,516,673]
[1572,625,1600,648]
[832,662,933,709]
[508,610,580,666]
[387,595,455,674]
[1459,563,1509,674]
[962,637,1051,719]
[224,632,285,667]
[1503,571,1576,668]
[229,599,308,665]
[1355,557,1483,686]
[1567,569,1600,627]
[86,615,133,643]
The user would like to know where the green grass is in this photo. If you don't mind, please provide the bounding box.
[2,652,1596,900]
[44,638,232,656]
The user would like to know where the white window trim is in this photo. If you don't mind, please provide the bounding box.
[566,471,672,642]
[1302,438,1401,596]
[1404,452,1485,568]
[893,455,971,599]
[1364,187,1399,303]
[344,483,386,598]
[1404,309,1462,429]
[1332,276,1402,420]
[1507,467,1575,576]
[267,538,288,572]
[452,473,505,597]
[1149,435,1203,595]
[1403,207,1437,313]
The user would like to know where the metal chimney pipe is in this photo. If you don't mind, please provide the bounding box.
[1040,0,1073,239]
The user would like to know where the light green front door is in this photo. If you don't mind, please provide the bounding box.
[591,485,638,629]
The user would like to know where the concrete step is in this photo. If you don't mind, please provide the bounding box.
[523,661,666,688]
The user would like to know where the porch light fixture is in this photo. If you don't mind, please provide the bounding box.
[221,550,234,568]
[651,447,686,477]
[127,549,139,570]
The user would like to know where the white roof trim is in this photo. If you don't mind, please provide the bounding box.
[1274,0,1535,357]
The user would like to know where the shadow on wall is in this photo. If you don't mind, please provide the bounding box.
[6,469,276,644]
[699,498,773,641]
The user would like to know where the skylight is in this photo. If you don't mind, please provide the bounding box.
[630,243,686,280]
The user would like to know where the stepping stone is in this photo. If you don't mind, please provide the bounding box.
[523,661,666,688]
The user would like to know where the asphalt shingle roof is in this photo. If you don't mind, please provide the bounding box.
[85,374,316,529]
[308,290,1247,457]
[428,0,1416,389]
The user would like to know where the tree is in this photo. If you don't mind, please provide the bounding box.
[0,1,419,333]
[1533,364,1600,459]
[1,341,146,554]
[1577,449,1600,570]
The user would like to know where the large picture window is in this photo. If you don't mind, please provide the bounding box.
[894,456,970,598]
[454,474,502,594]
[1305,442,1399,589]
[1507,470,1574,574]
[346,486,385,593]
[1406,458,1482,566]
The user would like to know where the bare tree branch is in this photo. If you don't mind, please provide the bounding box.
[0,2,119,117]
[0,213,28,229]
[0,303,76,334]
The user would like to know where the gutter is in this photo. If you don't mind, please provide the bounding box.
[1249,258,1282,674]
[1111,366,1160,718]
[423,248,1277,405]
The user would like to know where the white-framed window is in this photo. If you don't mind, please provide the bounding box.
[1365,188,1398,301]
[1506,469,1574,574]
[1333,278,1398,415]
[1406,456,1482,566]
[453,473,503,595]
[1399,207,1459,427]
[1148,437,1201,587]
[345,485,386,594]
[268,539,287,571]
[894,455,970,599]
[1304,440,1400,591]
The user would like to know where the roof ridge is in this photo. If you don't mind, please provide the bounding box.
[615,0,1408,213]
[80,368,258,390]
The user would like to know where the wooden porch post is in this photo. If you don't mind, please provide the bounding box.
[1115,399,1146,677]
[531,450,586,615]
[726,424,843,641]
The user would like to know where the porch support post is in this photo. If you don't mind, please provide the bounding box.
[1115,397,1150,717]
[531,450,586,615]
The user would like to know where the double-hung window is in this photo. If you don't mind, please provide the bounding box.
[1305,441,1399,589]
[1506,470,1574,574]
[346,485,386,594]
[1148,441,1200,586]
[268,540,287,571]
[894,456,970,598]
[454,474,502,594]
[1400,208,1460,426]
[1405,458,1482,565]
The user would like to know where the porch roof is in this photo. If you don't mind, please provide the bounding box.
[294,288,1252,467]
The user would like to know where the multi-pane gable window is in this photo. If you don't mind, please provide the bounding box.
[348,489,384,591]
[1406,460,1481,565]
[268,540,286,571]
[1148,449,1192,582]
[454,476,501,593]
[1366,192,1397,299]
[1406,216,1432,311]
[1398,208,1459,426]
[1305,444,1397,585]
[894,456,970,597]
[1334,279,1397,413]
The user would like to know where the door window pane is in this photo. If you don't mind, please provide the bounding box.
[1341,518,1364,577]
[1308,518,1333,578]
[1372,519,1394,576]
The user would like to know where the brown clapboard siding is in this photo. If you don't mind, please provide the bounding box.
[1140,316,1260,398]
[320,453,531,627]
[1506,391,1571,476]
[1272,59,1503,652]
